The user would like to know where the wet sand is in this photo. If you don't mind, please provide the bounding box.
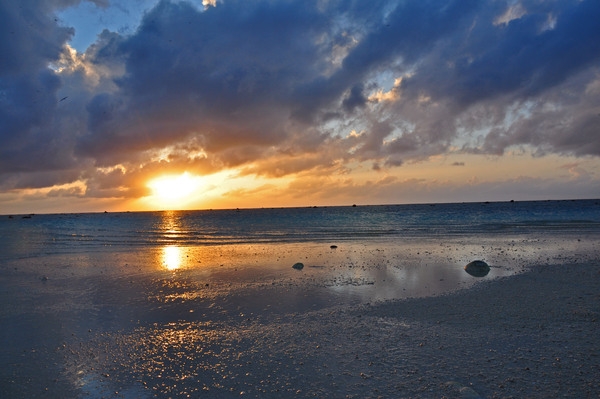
[1,237,599,398]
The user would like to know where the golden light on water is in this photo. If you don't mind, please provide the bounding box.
[158,211,186,270]
[162,246,182,270]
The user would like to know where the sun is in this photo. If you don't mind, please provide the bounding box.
[147,172,204,209]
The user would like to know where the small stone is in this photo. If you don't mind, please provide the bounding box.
[292,262,304,270]
[464,260,490,277]
[330,245,338,249]
[445,381,483,399]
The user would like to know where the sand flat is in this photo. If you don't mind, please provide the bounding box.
[1,237,599,398]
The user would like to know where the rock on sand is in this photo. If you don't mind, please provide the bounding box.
[292,262,304,270]
[464,260,490,277]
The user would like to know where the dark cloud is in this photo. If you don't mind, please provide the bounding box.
[0,0,83,184]
[1,0,599,200]
[76,0,331,163]
[447,0,600,104]
[342,84,367,112]
[0,1,74,75]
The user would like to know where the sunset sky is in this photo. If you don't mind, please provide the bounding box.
[1,0,599,214]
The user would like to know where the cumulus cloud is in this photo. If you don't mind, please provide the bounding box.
[1,0,599,202]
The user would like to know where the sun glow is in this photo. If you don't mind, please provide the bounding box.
[147,172,204,209]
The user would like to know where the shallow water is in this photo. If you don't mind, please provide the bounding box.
[1,199,599,259]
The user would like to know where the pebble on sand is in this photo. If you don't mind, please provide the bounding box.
[292,262,304,270]
[445,381,483,398]
[464,260,490,277]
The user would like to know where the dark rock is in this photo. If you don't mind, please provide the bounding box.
[292,262,304,270]
[330,245,338,249]
[464,260,490,277]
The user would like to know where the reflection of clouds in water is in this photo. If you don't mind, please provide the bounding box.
[322,243,484,302]
[321,241,523,303]
[150,240,526,305]
[326,264,467,302]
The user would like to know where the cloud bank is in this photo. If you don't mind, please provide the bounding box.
[1,0,599,206]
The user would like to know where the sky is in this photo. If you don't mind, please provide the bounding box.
[1,0,599,214]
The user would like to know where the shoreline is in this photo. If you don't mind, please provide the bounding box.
[2,197,598,217]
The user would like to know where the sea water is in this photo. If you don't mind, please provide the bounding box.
[1,199,599,260]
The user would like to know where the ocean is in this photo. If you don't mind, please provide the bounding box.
[2,199,599,260]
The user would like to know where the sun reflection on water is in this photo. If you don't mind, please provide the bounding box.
[163,246,182,270]
[158,210,182,243]
[159,211,185,270]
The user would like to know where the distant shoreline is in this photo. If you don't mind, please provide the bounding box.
[2,197,599,217]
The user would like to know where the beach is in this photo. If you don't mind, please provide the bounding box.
[4,0,600,396]
[1,233,599,398]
